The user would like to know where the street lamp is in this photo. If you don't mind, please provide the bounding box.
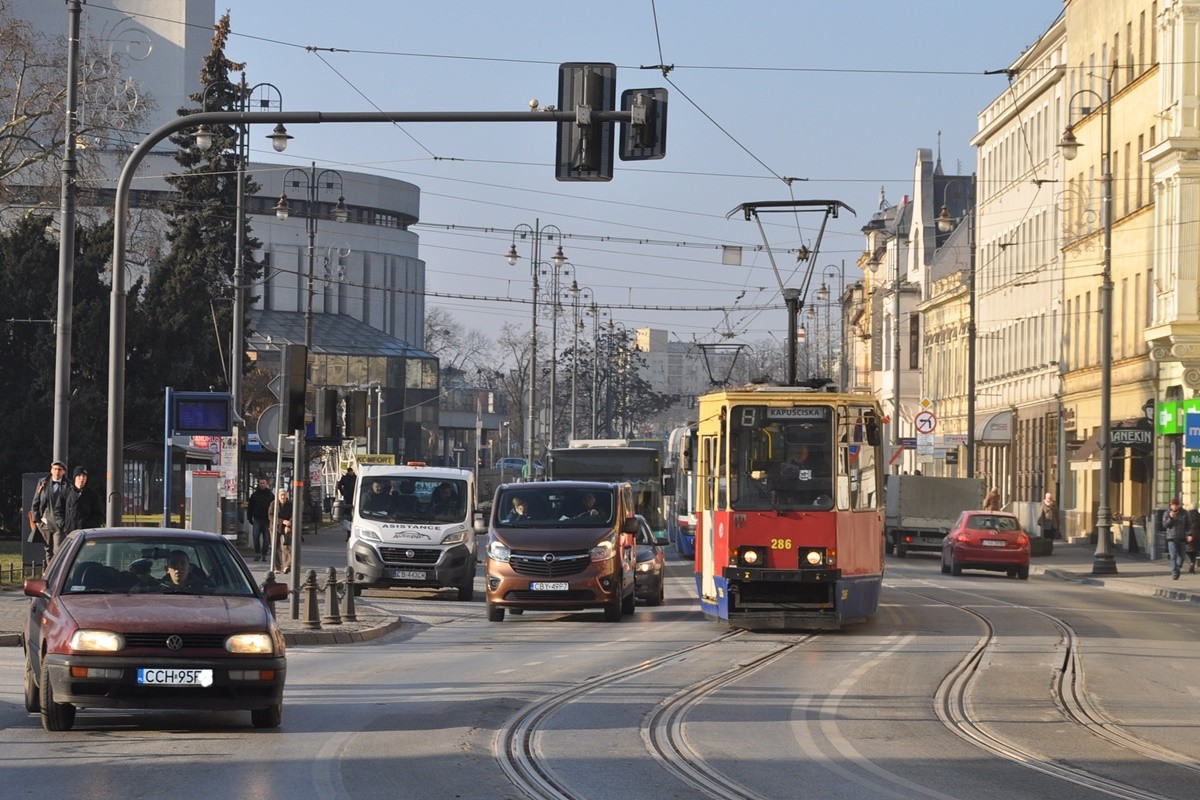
[506,221,566,470]
[1060,72,1117,576]
[605,320,630,437]
[816,263,845,389]
[588,303,609,438]
[274,163,349,352]
[193,77,288,419]
[935,177,977,479]
[567,280,594,442]
[540,258,573,450]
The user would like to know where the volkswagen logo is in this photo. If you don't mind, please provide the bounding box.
[541,553,556,563]
[165,635,183,651]
[405,549,416,559]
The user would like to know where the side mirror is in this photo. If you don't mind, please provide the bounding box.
[24,578,48,598]
[652,532,670,547]
[864,411,881,446]
[262,581,290,602]
[662,474,676,496]
[621,517,640,535]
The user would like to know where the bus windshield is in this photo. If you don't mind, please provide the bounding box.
[547,447,664,530]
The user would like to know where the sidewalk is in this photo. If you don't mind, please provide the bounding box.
[0,520,404,648]
[2,538,1196,648]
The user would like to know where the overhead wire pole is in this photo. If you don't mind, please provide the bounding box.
[52,0,82,464]
[104,103,653,524]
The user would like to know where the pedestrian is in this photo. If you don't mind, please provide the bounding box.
[982,488,1001,511]
[1188,502,1200,575]
[246,476,274,562]
[270,489,294,573]
[63,466,104,537]
[337,466,356,519]
[1162,498,1190,580]
[1036,493,1060,540]
[28,460,68,561]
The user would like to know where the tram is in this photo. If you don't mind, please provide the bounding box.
[694,384,885,630]
[666,425,698,558]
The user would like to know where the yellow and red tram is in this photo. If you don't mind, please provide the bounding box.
[693,385,885,630]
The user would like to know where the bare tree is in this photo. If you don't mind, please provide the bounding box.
[0,0,150,215]
[424,305,499,379]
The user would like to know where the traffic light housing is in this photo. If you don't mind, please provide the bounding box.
[313,388,339,439]
[556,62,616,182]
[280,344,307,433]
[345,390,368,438]
[619,88,667,161]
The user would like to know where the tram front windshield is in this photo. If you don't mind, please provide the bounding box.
[730,406,834,512]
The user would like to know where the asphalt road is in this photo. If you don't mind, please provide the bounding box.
[1,542,1199,800]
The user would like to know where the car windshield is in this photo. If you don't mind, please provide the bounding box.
[496,487,615,528]
[357,476,469,523]
[61,537,256,596]
[968,515,1020,532]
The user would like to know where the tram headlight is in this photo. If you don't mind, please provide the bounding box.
[804,549,824,566]
[737,546,768,568]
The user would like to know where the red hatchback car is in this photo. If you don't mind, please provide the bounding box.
[23,528,289,731]
[940,511,1031,579]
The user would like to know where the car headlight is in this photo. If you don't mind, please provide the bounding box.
[69,630,124,652]
[590,535,616,562]
[636,561,653,573]
[226,633,275,655]
[487,539,511,562]
[441,529,469,546]
[354,527,381,542]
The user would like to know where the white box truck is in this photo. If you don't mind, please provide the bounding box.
[884,475,986,557]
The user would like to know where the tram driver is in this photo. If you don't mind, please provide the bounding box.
[771,441,829,506]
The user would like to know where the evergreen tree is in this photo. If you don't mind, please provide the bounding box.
[125,13,261,444]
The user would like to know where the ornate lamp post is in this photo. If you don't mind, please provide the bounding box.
[816,263,845,388]
[935,177,977,479]
[193,77,289,418]
[506,222,566,470]
[567,280,594,441]
[1060,73,1116,576]
[273,163,349,352]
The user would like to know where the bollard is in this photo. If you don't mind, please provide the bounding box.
[302,569,322,630]
[261,571,280,619]
[322,567,343,625]
[341,568,358,622]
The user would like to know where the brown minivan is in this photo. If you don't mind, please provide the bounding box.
[485,481,638,622]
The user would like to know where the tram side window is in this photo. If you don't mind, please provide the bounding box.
[848,406,880,510]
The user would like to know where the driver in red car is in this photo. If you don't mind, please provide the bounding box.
[160,550,208,590]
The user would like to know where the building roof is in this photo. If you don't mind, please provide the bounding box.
[247,310,434,359]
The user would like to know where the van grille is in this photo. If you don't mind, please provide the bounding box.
[378,547,442,565]
[509,550,590,578]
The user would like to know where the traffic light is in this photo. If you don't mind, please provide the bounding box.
[345,390,368,438]
[313,388,339,439]
[556,62,616,182]
[619,88,667,161]
[280,344,307,433]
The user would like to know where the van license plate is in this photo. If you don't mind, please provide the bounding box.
[391,569,427,580]
[530,582,568,591]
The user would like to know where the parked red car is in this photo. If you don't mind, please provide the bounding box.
[23,528,289,731]
[940,511,1031,579]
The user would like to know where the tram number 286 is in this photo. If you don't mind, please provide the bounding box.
[770,538,792,550]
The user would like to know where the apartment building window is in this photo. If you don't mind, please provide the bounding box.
[1146,270,1154,329]
[1084,292,1092,368]
[1123,142,1131,218]
[1137,134,1144,208]
[1120,278,1128,359]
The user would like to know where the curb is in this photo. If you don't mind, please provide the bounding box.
[280,616,404,646]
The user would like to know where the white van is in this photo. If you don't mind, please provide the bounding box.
[347,465,478,600]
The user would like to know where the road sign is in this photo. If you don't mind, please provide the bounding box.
[914,410,937,434]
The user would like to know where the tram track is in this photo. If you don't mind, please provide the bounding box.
[493,631,813,800]
[900,585,1199,799]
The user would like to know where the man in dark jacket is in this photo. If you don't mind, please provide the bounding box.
[63,466,104,540]
[28,460,68,560]
[246,477,274,562]
[1163,498,1190,580]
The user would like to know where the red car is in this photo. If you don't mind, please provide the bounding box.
[23,528,289,731]
[940,511,1031,579]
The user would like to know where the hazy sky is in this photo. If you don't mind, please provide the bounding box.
[210,1,1064,344]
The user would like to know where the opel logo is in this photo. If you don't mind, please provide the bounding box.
[165,635,183,651]
[542,553,556,563]
[405,549,415,559]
